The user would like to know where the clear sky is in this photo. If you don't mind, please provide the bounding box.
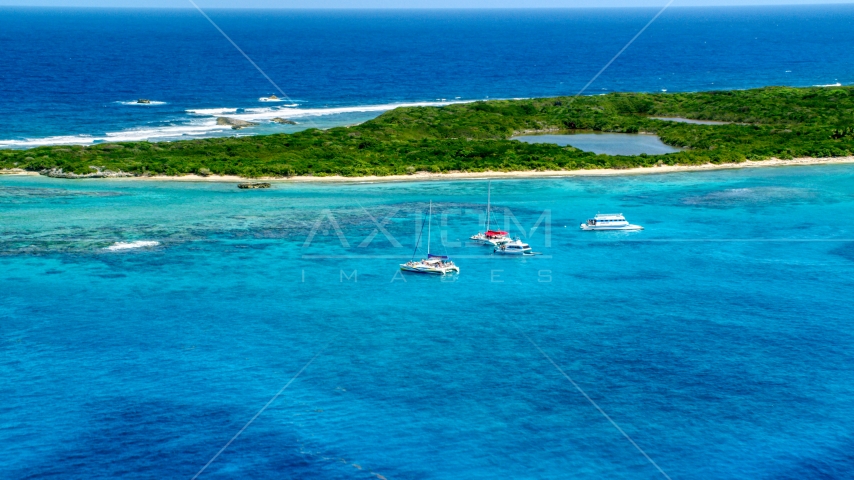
[2,0,852,8]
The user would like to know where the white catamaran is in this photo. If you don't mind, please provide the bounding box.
[470,182,511,247]
[580,213,644,231]
[400,201,460,275]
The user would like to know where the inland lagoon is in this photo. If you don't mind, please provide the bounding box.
[511,133,684,156]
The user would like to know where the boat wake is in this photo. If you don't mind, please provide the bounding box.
[104,240,160,251]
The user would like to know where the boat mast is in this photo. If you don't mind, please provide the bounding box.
[486,181,491,231]
[427,200,432,255]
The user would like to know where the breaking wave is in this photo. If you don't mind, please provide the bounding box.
[186,100,466,122]
[0,100,471,148]
[0,123,232,148]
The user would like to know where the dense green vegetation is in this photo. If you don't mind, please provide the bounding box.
[2,86,853,177]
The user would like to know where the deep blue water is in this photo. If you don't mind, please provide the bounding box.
[2,5,854,146]
[3,165,854,479]
[4,6,854,479]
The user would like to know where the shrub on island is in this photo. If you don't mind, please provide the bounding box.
[2,86,852,178]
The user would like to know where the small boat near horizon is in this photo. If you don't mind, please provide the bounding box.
[470,181,511,246]
[580,213,643,231]
[401,201,460,275]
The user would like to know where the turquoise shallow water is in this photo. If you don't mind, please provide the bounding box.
[2,166,854,479]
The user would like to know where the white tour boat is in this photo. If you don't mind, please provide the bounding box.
[470,181,511,246]
[580,213,643,231]
[493,238,533,256]
[400,201,460,275]
[400,254,460,275]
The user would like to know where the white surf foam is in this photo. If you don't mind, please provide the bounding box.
[101,123,228,141]
[188,100,468,123]
[0,100,473,148]
[186,107,240,116]
[0,121,230,148]
[0,134,99,148]
[104,240,160,251]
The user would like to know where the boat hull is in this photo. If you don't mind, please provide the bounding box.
[470,236,510,247]
[580,224,644,231]
[493,247,533,255]
[469,234,512,247]
[400,265,460,275]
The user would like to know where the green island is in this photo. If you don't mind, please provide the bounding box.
[2,85,853,178]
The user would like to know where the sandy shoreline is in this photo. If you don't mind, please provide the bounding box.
[2,156,853,183]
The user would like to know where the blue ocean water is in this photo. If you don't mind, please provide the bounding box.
[2,5,854,146]
[3,165,854,479]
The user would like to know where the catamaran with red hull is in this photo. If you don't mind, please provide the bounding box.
[470,182,511,246]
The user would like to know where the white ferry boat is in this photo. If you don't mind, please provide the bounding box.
[470,181,511,247]
[401,201,460,275]
[580,213,643,231]
[494,238,533,256]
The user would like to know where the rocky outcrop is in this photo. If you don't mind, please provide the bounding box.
[271,117,297,125]
[216,117,259,130]
[40,167,135,179]
[137,99,151,104]
[237,182,271,189]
